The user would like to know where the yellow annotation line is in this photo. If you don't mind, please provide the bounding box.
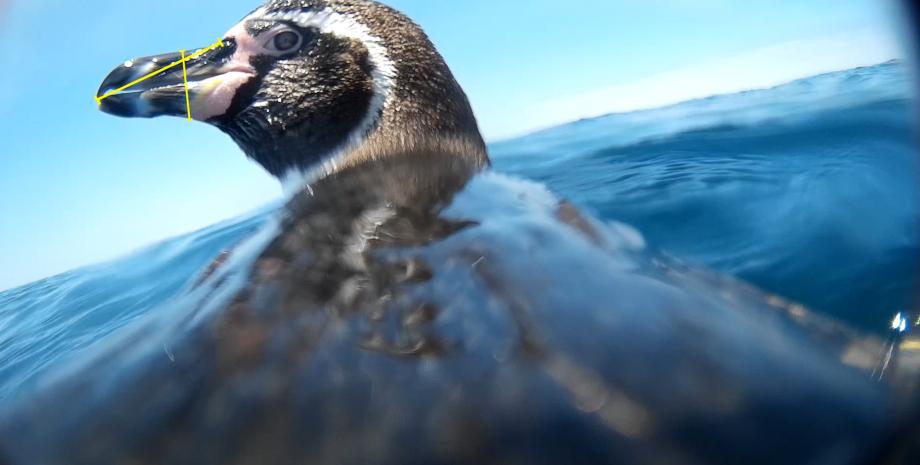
[94,38,226,109]
[180,50,192,121]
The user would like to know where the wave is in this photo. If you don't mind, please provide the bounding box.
[492,60,919,331]
[0,60,916,405]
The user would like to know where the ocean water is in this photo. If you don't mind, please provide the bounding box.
[0,60,917,406]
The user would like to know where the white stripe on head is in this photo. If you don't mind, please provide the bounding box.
[252,7,397,195]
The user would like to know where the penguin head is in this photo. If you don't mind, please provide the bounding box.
[97,0,487,187]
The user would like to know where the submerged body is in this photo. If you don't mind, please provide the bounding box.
[0,153,911,464]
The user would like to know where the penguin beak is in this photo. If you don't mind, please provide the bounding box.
[96,42,255,121]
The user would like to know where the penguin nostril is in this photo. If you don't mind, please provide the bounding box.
[199,38,237,64]
[220,38,238,56]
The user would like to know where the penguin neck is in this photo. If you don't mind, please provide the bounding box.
[278,101,490,196]
[272,33,489,195]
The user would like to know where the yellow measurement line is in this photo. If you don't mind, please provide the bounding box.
[180,50,192,121]
[95,38,225,105]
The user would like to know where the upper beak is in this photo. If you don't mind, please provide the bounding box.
[96,40,253,121]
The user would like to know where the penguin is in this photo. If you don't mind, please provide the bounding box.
[96,0,489,189]
[0,1,913,464]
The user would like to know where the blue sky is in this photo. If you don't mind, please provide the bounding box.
[0,0,905,290]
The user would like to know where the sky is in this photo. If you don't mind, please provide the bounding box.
[0,0,907,291]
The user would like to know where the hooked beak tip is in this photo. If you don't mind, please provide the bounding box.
[96,39,250,121]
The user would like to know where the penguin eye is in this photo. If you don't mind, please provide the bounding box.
[269,30,302,53]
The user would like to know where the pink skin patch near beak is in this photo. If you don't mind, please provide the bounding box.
[189,21,260,121]
[190,72,254,120]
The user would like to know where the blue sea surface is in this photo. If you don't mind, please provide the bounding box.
[0,60,917,404]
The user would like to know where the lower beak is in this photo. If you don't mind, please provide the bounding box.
[96,42,253,121]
